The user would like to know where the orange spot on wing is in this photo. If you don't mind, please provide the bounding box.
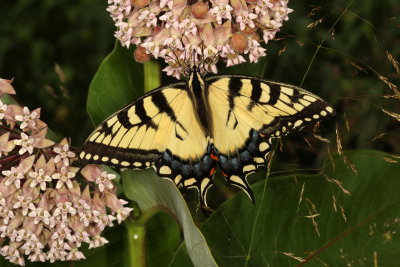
[210,153,219,161]
[210,167,216,176]
[221,171,228,177]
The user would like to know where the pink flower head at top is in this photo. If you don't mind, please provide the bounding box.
[108,0,293,78]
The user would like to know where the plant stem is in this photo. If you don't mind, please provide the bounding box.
[144,60,161,92]
[126,219,146,267]
[125,59,161,267]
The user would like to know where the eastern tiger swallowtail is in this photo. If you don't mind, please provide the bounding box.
[79,67,335,206]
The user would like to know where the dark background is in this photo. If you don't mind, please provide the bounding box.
[1,0,399,162]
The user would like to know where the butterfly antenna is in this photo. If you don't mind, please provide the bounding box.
[177,48,191,77]
[170,48,190,77]
[169,49,180,64]
[198,41,206,74]
[164,53,176,63]
[208,50,222,74]
[165,52,183,75]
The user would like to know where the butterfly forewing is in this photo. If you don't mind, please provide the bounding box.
[206,75,335,199]
[80,83,216,202]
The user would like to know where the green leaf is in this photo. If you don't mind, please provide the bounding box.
[196,150,400,266]
[86,42,144,126]
[145,212,183,267]
[122,169,217,267]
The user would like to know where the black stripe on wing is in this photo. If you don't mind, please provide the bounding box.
[79,82,187,168]
[79,81,217,207]
[205,75,335,203]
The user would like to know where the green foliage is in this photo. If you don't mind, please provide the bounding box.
[198,150,400,266]
[122,169,217,266]
[86,43,144,126]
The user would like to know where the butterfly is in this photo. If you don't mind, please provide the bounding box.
[79,67,335,207]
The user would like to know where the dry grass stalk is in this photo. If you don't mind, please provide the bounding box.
[381,108,400,121]
[336,127,358,175]
[298,182,305,206]
[383,157,398,163]
[386,50,400,75]
[307,18,323,28]
[306,198,320,237]
[279,252,305,262]
[325,177,351,195]
[296,40,304,47]
[371,132,386,142]
[348,59,367,73]
[278,43,287,56]
[378,74,399,93]
[313,134,331,143]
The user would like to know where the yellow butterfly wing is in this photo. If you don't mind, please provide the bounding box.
[207,75,335,200]
[80,83,215,204]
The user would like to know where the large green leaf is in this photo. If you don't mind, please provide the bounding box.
[145,212,182,267]
[86,42,144,126]
[122,169,217,267]
[193,150,400,266]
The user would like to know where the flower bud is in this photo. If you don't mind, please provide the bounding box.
[55,185,69,203]
[230,32,248,52]
[39,190,54,211]
[69,216,85,232]
[190,1,209,19]
[251,33,261,42]
[241,25,257,35]
[0,78,16,95]
[18,155,35,174]
[134,46,151,63]
[22,179,40,199]
[103,192,122,212]
[81,164,101,182]
[68,181,82,201]
[22,217,38,233]
[131,0,149,8]
[81,185,92,204]
[92,192,106,213]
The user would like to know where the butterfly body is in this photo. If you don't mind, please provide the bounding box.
[186,68,213,135]
[80,69,335,206]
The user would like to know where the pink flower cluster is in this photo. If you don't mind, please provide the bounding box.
[107,0,293,78]
[0,79,133,266]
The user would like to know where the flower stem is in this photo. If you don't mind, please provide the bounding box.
[126,219,147,267]
[125,59,161,267]
[144,60,161,92]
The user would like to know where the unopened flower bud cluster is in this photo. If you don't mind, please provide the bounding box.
[107,0,293,78]
[0,79,133,266]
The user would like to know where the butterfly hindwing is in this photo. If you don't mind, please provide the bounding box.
[80,83,216,205]
[207,75,335,199]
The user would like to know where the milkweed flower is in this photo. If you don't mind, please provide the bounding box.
[0,78,133,266]
[107,0,293,78]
